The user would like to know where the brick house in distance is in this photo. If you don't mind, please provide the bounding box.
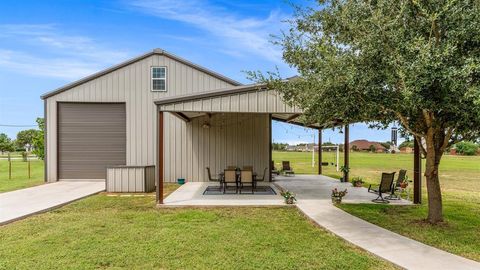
[350,140,387,153]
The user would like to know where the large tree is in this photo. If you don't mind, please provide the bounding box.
[16,129,39,151]
[0,133,15,153]
[252,0,480,223]
[32,118,45,160]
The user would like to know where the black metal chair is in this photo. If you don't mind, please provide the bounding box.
[206,167,222,190]
[254,167,268,189]
[386,169,407,200]
[368,172,396,203]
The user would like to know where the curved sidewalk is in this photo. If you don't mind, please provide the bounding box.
[276,175,480,270]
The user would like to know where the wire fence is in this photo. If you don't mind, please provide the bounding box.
[0,153,39,180]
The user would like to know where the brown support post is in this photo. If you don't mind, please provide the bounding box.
[268,114,273,182]
[413,137,422,204]
[343,125,350,182]
[156,111,164,204]
[318,129,322,175]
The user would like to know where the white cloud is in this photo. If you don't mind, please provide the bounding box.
[0,24,129,79]
[127,0,285,62]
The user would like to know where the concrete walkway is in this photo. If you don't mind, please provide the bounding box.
[0,181,105,225]
[276,175,480,270]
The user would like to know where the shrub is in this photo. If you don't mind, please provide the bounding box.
[455,141,479,156]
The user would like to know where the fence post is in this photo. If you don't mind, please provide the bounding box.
[8,152,12,180]
[28,157,31,179]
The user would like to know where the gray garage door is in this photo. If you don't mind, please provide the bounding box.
[58,103,126,180]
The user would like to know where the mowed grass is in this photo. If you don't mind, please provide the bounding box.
[273,151,480,262]
[0,194,397,270]
[0,160,44,193]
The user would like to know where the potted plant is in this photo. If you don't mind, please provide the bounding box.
[339,165,350,181]
[331,188,348,204]
[400,176,409,189]
[280,189,297,204]
[351,176,364,187]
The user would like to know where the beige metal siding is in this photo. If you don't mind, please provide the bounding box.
[45,54,234,182]
[163,113,270,182]
[58,103,126,180]
[106,166,154,192]
[145,166,156,192]
[159,89,302,113]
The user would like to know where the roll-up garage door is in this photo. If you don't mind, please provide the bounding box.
[58,103,126,180]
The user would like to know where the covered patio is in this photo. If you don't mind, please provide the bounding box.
[154,84,422,206]
[162,174,411,206]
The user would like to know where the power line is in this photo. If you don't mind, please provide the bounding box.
[0,124,37,127]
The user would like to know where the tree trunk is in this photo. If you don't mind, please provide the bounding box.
[424,129,445,224]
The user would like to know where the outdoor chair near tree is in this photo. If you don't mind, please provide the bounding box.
[368,172,396,203]
[271,161,280,176]
[386,169,408,200]
[282,161,295,176]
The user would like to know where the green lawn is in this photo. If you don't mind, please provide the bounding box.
[0,160,44,193]
[0,194,397,270]
[273,151,480,262]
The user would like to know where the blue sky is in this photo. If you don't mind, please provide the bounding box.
[0,0,400,145]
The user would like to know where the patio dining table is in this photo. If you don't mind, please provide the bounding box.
[218,170,258,186]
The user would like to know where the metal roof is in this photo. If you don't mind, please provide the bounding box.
[41,48,242,100]
[154,84,266,105]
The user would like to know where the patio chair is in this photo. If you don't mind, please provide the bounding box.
[206,167,222,190]
[386,169,407,200]
[239,169,254,194]
[223,169,238,194]
[271,161,280,176]
[368,172,396,203]
[254,167,268,189]
[282,161,295,176]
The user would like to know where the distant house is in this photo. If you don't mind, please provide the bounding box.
[400,146,413,153]
[286,145,297,151]
[350,140,386,153]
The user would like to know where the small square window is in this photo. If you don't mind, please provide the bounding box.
[151,67,167,91]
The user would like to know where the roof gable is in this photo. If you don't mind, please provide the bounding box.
[41,48,241,100]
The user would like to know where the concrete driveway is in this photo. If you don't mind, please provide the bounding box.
[0,181,105,225]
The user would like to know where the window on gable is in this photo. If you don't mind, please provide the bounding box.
[151,67,167,91]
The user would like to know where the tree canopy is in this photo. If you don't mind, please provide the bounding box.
[251,0,480,223]
[32,118,45,160]
[0,133,15,153]
[16,129,39,150]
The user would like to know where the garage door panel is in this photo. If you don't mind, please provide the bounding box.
[58,103,126,180]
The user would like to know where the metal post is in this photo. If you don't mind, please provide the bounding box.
[269,114,273,182]
[311,133,315,168]
[8,152,11,180]
[343,125,350,182]
[413,137,422,204]
[318,129,322,175]
[156,111,164,205]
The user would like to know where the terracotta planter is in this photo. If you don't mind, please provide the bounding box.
[285,197,295,204]
[354,182,363,187]
[331,196,343,204]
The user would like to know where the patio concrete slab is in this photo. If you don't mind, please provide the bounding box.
[0,181,105,225]
[164,182,284,206]
[275,175,480,270]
